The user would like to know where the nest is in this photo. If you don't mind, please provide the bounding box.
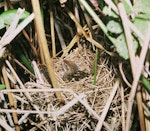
[23,46,123,131]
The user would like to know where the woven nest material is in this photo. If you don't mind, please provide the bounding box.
[25,47,122,131]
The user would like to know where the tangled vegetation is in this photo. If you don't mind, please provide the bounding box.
[0,0,149,131]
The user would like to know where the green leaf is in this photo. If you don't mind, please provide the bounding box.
[0,9,30,30]
[15,49,34,74]
[115,34,138,59]
[0,84,6,90]
[132,18,149,46]
[141,75,150,94]
[133,0,150,20]
[107,20,123,34]
[103,0,132,17]
[121,0,132,15]
[102,6,118,18]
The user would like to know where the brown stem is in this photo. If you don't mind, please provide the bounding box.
[31,0,64,103]
[136,86,146,131]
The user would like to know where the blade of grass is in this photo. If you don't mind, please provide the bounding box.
[141,75,150,94]
[91,48,98,110]
[93,48,98,85]
[15,49,34,74]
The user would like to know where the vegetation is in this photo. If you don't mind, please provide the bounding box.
[0,0,149,130]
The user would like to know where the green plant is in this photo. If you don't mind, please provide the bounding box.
[0,9,30,30]
[0,84,5,90]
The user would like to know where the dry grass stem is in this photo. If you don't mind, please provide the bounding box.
[0,117,14,131]
[119,63,132,87]
[126,23,150,131]
[31,0,63,103]
[136,86,146,130]
[118,2,136,78]
[67,7,114,56]
[2,66,20,131]
[49,0,56,57]
[14,58,35,78]
[55,22,67,53]
[5,60,33,100]
[121,85,126,131]
[61,35,79,58]
[95,79,120,131]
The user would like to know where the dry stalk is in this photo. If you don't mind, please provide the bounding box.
[119,62,132,87]
[136,86,146,130]
[0,13,34,49]
[14,58,35,78]
[61,34,79,58]
[117,2,136,78]
[22,30,38,57]
[126,23,150,131]
[2,66,20,131]
[0,116,14,131]
[121,84,126,131]
[95,79,120,131]
[1,3,37,58]
[5,60,32,100]
[31,0,63,103]
[49,0,56,57]
[5,60,46,121]
[66,7,115,56]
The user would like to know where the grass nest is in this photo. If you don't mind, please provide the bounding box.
[23,46,123,131]
[1,0,148,130]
